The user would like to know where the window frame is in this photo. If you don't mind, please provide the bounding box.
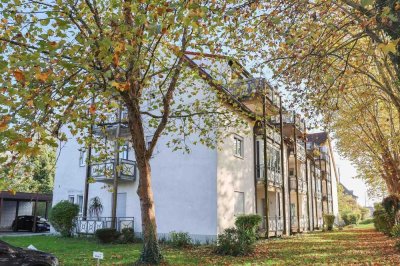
[234,191,245,216]
[233,135,244,158]
[79,149,86,167]
[68,195,75,204]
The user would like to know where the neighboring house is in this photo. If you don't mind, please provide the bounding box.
[341,183,359,201]
[52,52,339,241]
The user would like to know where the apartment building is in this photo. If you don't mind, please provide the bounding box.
[52,52,339,241]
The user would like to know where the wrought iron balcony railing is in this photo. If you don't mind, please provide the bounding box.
[75,216,134,235]
[261,216,284,232]
[227,78,281,107]
[90,159,137,182]
[256,164,282,187]
[289,176,307,193]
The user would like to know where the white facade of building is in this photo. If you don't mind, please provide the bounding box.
[52,53,339,241]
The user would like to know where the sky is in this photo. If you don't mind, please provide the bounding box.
[332,144,375,207]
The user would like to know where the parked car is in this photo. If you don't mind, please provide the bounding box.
[0,240,58,266]
[12,216,50,232]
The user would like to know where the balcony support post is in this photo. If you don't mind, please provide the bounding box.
[111,108,122,229]
[262,93,269,238]
[319,153,325,222]
[294,113,301,234]
[304,122,311,231]
[279,96,287,235]
[329,152,334,214]
[310,163,315,230]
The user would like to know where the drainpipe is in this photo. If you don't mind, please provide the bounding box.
[279,96,286,235]
[319,152,325,218]
[262,91,269,238]
[111,107,121,229]
[310,160,315,230]
[83,96,95,220]
[329,152,334,214]
[294,113,301,233]
[253,125,258,219]
[304,121,310,231]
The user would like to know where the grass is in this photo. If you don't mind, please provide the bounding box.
[2,223,398,265]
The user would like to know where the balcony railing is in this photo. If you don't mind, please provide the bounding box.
[90,159,137,182]
[97,110,128,125]
[75,216,134,235]
[289,176,307,193]
[296,142,306,161]
[290,215,308,231]
[256,164,282,187]
[261,216,284,232]
[227,78,280,107]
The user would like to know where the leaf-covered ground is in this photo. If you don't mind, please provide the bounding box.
[2,224,400,265]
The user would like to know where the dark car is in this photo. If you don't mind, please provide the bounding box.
[12,216,50,232]
[0,240,58,266]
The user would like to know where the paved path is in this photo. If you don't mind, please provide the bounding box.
[0,231,51,237]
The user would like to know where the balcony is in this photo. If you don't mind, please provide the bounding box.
[256,164,282,187]
[93,110,130,138]
[271,113,305,132]
[289,176,307,194]
[296,141,306,161]
[90,159,137,183]
[261,216,284,233]
[291,215,308,232]
[226,78,281,109]
[75,216,134,235]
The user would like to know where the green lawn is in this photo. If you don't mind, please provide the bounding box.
[2,223,399,266]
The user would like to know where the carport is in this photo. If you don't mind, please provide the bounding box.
[0,191,52,232]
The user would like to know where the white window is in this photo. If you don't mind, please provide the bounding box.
[234,191,245,215]
[119,144,129,160]
[68,195,74,204]
[146,135,153,149]
[234,135,244,158]
[77,195,83,213]
[79,149,86,167]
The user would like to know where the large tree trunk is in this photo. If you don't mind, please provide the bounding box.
[137,159,162,264]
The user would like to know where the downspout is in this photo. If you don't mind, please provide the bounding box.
[83,97,94,219]
[319,152,325,217]
[253,124,258,219]
[279,97,286,235]
[310,159,315,230]
[304,121,310,231]
[262,91,269,238]
[294,113,301,233]
[111,107,121,229]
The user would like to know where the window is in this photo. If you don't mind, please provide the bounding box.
[233,135,244,158]
[77,195,83,213]
[119,144,129,160]
[79,149,86,167]
[68,195,74,204]
[146,135,153,149]
[234,191,245,215]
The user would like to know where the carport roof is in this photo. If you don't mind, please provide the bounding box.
[0,191,52,202]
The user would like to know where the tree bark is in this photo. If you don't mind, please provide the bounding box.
[136,160,161,264]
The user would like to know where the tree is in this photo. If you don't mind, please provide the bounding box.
[0,1,265,264]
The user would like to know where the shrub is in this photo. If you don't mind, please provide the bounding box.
[95,228,120,243]
[323,214,335,231]
[49,200,79,237]
[119,227,135,243]
[214,215,262,256]
[359,218,373,225]
[391,224,400,237]
[342,212,360,225]
[169,231,192,248]
[373,204,395,235]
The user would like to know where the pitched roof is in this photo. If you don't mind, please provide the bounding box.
[307,132,329,146]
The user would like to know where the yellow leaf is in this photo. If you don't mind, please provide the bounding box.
[378,40,399,54]
[13,69,24,82]
[35,70,51,82]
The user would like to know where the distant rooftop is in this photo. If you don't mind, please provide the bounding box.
[308,132,329,146]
